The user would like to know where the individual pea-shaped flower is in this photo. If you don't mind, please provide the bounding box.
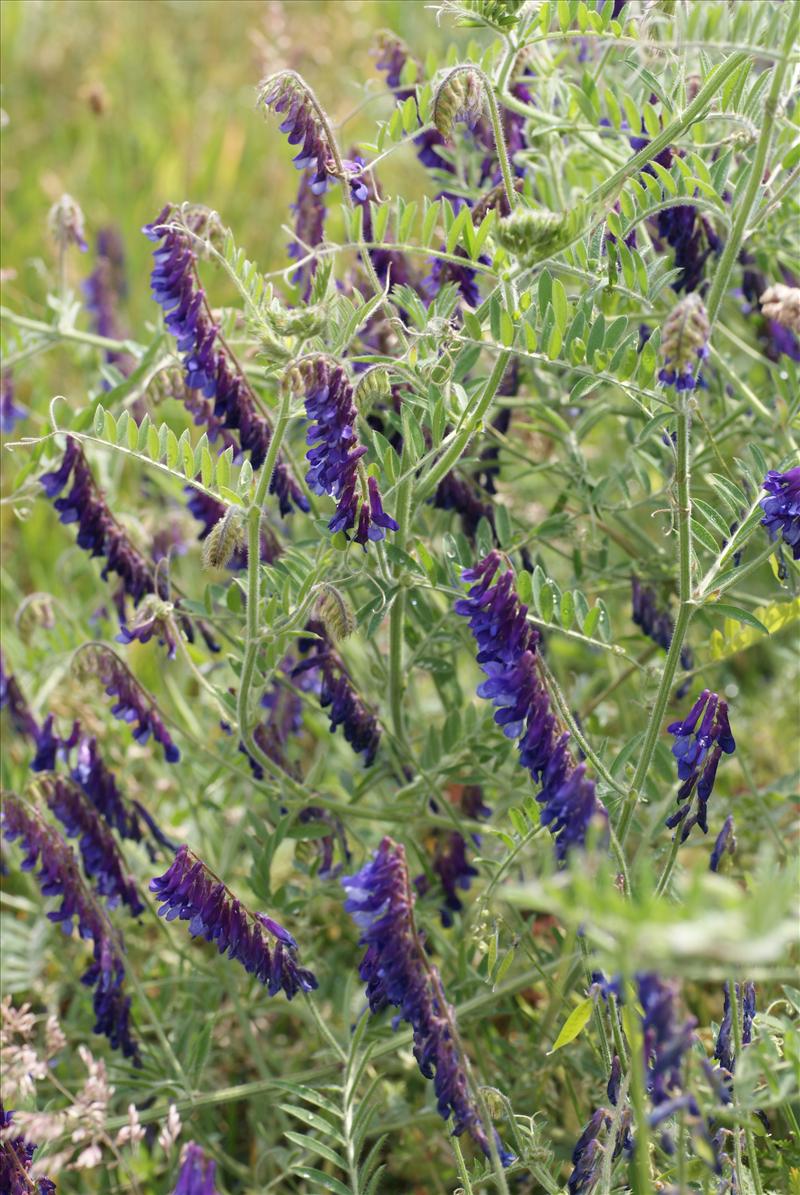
[760,465,800,560]
[658,293,710,390]
[666,690,735,840]
[172,1141,218,1195]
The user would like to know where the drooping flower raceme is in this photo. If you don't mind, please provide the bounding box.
[78,646,180,763]
[298,357,398,547]
[760,465,800,560]
[40,775,144,916]
[666,690,735,839]
[144,207,308,517]
[455,552,607,861]
[150,845,317,1000]
[172,1141,218,1195]
[0,1101,57,1195]
[293,619,381,765]
[658,293,710,390]
[1,794,140,1063]
[631,576,693,674]
[342,837,513,1166]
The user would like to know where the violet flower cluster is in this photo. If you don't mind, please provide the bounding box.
[293,620,381,765]
[144,207,307,517]
[288,172,326,300]
[41,776,144,916]
[1,794,139,1063]
[415,786,490,927]
[342,837,513,1166]
[760,465,800,560]
[714,982,756,1074]
[40,437,155,619]
[631,575,693,691]
[300,358,398,547]
[0,1101,57,1195]
[172,1141,218,1195]
[85,646,180,763]
[666,689,735,840]
[150,845,318,999]
[455,552,607,861]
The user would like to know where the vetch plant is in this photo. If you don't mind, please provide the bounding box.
[1,1,798,1192]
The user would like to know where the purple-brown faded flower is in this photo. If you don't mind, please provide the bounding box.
[1,651,40,741]
[293,620,381,764]
[631,576,693,678]
[299,358,397,546]
[426,246,485,308]
[760,465,800,560]
[144,208,307,517]
[0,1101,57,1195]
[654,205,722,295]
[1,371,27,435]
[415,831,479,928]
[172,1141,218,1195]
[455,553,607,860]
[150,845,317,999]
[568,1107,612,1194]
[667,690,735,839]
[709,814,735,873]
[434,472,495,543]
[342,837,513,1166]
[83,646,179,763]
[40,438,156,619]
[48,193,87,253]
[714,982,756,1073]
[40,776,143,915]
[1,794,139,1063]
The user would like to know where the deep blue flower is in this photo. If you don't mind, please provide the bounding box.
[654,205,722,294]
[415,831,479,928]
[426,247,486,309]
[87,646,180,763]
[760,465,800,559]
[30,713,81,774]
[299,358,397,546]
[714,982,756,1074]
[42,776,144,915]
[455,552,607,861]
[637,973,696,1110]
[1,794,139,1063]
[666,690,735,840]
[172,1141,218,1195]
[72,734,172,857]
[150,845,317,999]
[293,619,381,764]
[144,208,307,517]
[342,837,513,1166]
[631,576,693,680]
[568,1107,611,1194]
[259,74,333,193]
[1,370,27,434]
[709,814,736,873]
[40,438,156,621]
[740,258,800,362]
[0,1101,57,1195]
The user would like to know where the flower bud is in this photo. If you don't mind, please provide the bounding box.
[48,193,88,252]
[316,584,356,641]
[760,283,800,335]
[658,293,710,391]
[495,205,582,264]
[202,505,246,570]
[354,366,392,418]
[433,69,485,139]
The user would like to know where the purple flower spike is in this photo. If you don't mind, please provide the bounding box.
[84,646,180,763]
[0,1101,57,1195]
[172,1141,218,1195]
[298,358,396,547]
[42,776,144,915]
[760,465,800,560]
[1,794,140,1063]
[666,690,735,841]
[259,74,334,194]
[288,171,326,299]
[342,837,513,1166]
[150,845,317,999]
[455,553,607,861]
[293,620,380,765]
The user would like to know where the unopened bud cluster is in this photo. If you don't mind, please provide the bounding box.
[433,69,485,139]
[658,293,710,391]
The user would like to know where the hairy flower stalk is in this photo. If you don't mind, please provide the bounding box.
[293,620,381,765]
[342,837,513,1166]
[172,1141,218,1195]
[666,690,735,840]
[455,552,607,860]
[297,358,397,547]
[658,293,710,390]
[1,794,140,1063]
[144,207,307,516]
[0,1101,57,1195]
[187,490,280,569]
[150,845,317,999]
[38,776,144,916]
[760,465,800,559]
[76,646,180,763]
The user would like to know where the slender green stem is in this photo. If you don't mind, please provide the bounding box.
[303,992,347,1063]
[654,829,683,898]
[451,1135,475,1195]
[625,978,652,1195]
[618,400,694,845]
[705,8,799,327]
[416,350,511,505]
[0,305,140,355]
